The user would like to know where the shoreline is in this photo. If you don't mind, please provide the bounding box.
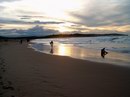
[30,42,130,67]
[1,41,130,97]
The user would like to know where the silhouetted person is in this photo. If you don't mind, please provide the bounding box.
[4,39,8,42]
[20,40,23,44]
[50,41,53,48]
[27,39,30,42]
[101,48,108,58]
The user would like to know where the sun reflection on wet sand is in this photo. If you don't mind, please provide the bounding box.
[53,43,99,59]
[53,44,130,66]
[55,44,72,56]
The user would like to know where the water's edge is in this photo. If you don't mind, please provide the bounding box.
[29,43,130,67]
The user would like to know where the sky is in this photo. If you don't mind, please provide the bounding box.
[0,0,130,36]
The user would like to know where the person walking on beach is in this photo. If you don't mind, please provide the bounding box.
[20,40,23,44]
[101,48,108,58]
[50,41,53,48]
[27,39,30,42]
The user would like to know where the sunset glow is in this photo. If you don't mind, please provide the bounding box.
[0,0,130,36]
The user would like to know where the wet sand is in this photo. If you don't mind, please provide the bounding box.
[30,43,130,66]
[0,41,130,97]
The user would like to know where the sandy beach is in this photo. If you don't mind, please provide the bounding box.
[0,41,130,97]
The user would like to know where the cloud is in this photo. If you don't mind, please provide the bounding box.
[0,17,24,24]
[0,0,129,34]
[70,0,130,27]
[0,16,64,25]
[0,29,20,36]
[16,10,40,15]
[0,0,20,3]
[0,5,5,11]
[67,23,130,33]
[0,17,64,25]
[18,15,45,20]
[32,21,64,24]
[0,24,4,27]
[0,25,59,37]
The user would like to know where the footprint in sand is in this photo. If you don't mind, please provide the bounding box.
[2,82,15,90]
[0,80,4,85]
[0,92,3,96]
[7,81,12,85]
[2,69,6,72]
[0,59,16,97]
[0,76,2,79]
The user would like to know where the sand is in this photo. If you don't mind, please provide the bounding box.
[0,41,130,97]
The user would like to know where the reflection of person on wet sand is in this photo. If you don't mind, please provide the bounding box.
[50,48,54,54]
[50,41,53,48]
[101,48,108,58]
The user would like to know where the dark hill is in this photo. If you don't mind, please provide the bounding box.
[0,33,128,41]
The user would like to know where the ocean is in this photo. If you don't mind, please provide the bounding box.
[29,35,130,66]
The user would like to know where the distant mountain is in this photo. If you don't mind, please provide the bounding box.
[0,33,128,40]
[43,33,128,38]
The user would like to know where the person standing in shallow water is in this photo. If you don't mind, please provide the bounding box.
[101,48,108,58]
[50,41,53,48]
[50,41,54,54]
